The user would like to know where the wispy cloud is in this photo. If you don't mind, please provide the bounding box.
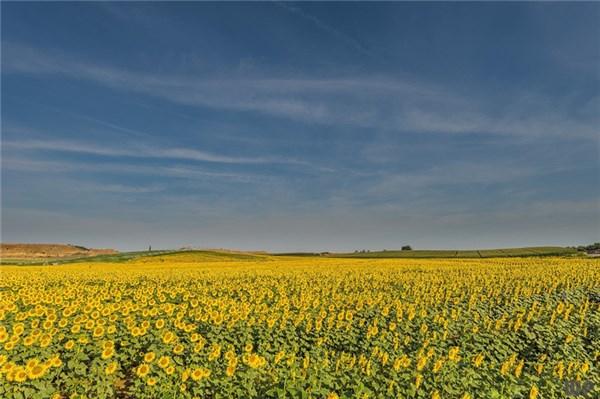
[78,182,165,194]
[274,2,376,59]
[3,138,291,165]
[321,161,541,209]
[377,161,538,188]
[2,155,267,183]
[4,42,597,140]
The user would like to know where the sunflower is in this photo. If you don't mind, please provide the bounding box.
[101,347,115,360]
[26,359,40,370]
[1,362,14,374]
[181,369,190,382]
[14,369,28,383]
[416,356,427,371]
[190,367,210,381]
[157,356,170,369]
[190,368,203,381]
[472,353,484,368]
[246,353,266,369]
[581,362,590,373]
[162,331,175,344]
[13,324,24,335]
[105,362,118,375]
[193,342,204,353]
[433,359,444,373]
[448,347,460,362]
[93,326,105,338]
[529,385,539,399]
[27,364,46,379]
[415,373,423,389]
[173,344,184,355]
[51,356,63,367]
[144,352,156,363]
[226,364,236,377]
[514,359,524,378]
[274,351,285,364]
[136,363,150,377]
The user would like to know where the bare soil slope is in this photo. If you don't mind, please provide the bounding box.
[0,243,117,260]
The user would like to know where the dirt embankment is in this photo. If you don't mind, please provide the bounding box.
[0,243,118,259]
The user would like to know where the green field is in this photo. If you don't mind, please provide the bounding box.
[329,246,578,258]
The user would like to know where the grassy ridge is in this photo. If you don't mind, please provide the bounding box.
[0,250,177,266]
[0,249,269,266]
[130,250,270,263]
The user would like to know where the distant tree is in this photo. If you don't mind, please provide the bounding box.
[576,243,600,252]
[401,245,412,251]
[579,243,600,252]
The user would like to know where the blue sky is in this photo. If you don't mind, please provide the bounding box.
[1,2,599,251]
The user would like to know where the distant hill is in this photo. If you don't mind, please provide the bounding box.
[0,247,268,265]
[0,243,117,261]
[0,244,585,266]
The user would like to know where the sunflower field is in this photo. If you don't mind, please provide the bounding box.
[0,253,598,399]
